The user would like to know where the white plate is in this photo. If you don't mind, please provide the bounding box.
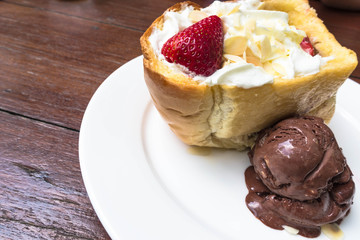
[79,56,360,240]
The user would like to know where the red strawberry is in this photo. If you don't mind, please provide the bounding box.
[161,15,223,77]
[300,37,315,56]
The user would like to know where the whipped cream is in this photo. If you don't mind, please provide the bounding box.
[198,62,273,88]
[148,0,332,88]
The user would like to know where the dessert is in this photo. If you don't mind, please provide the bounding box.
[140,0,357,150]
[245,116,355,238]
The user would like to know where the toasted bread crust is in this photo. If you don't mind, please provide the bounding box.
[140,0,357,150]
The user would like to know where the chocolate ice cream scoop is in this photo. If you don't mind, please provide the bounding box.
[249,116,346,201]
[245,116,355,238]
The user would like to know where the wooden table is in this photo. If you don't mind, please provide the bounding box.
[0,0,358,239]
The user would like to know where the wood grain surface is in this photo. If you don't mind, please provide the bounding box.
[0,111,110,239]
[0,0,359,239]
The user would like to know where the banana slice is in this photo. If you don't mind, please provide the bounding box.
[224,54,246,63]
[189,10,208,23]
[245,48,262,67]
[224,35,247,56]
[259,35,272,61]
[272,62,287,76]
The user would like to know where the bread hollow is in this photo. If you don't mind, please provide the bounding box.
[140,0,357,150]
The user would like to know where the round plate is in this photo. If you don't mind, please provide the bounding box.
[79,56,360,240]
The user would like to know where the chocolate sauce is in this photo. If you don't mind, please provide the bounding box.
[245,166,354,238]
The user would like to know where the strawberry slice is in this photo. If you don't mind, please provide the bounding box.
[161,15,223,77]
[300,37,315,56]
